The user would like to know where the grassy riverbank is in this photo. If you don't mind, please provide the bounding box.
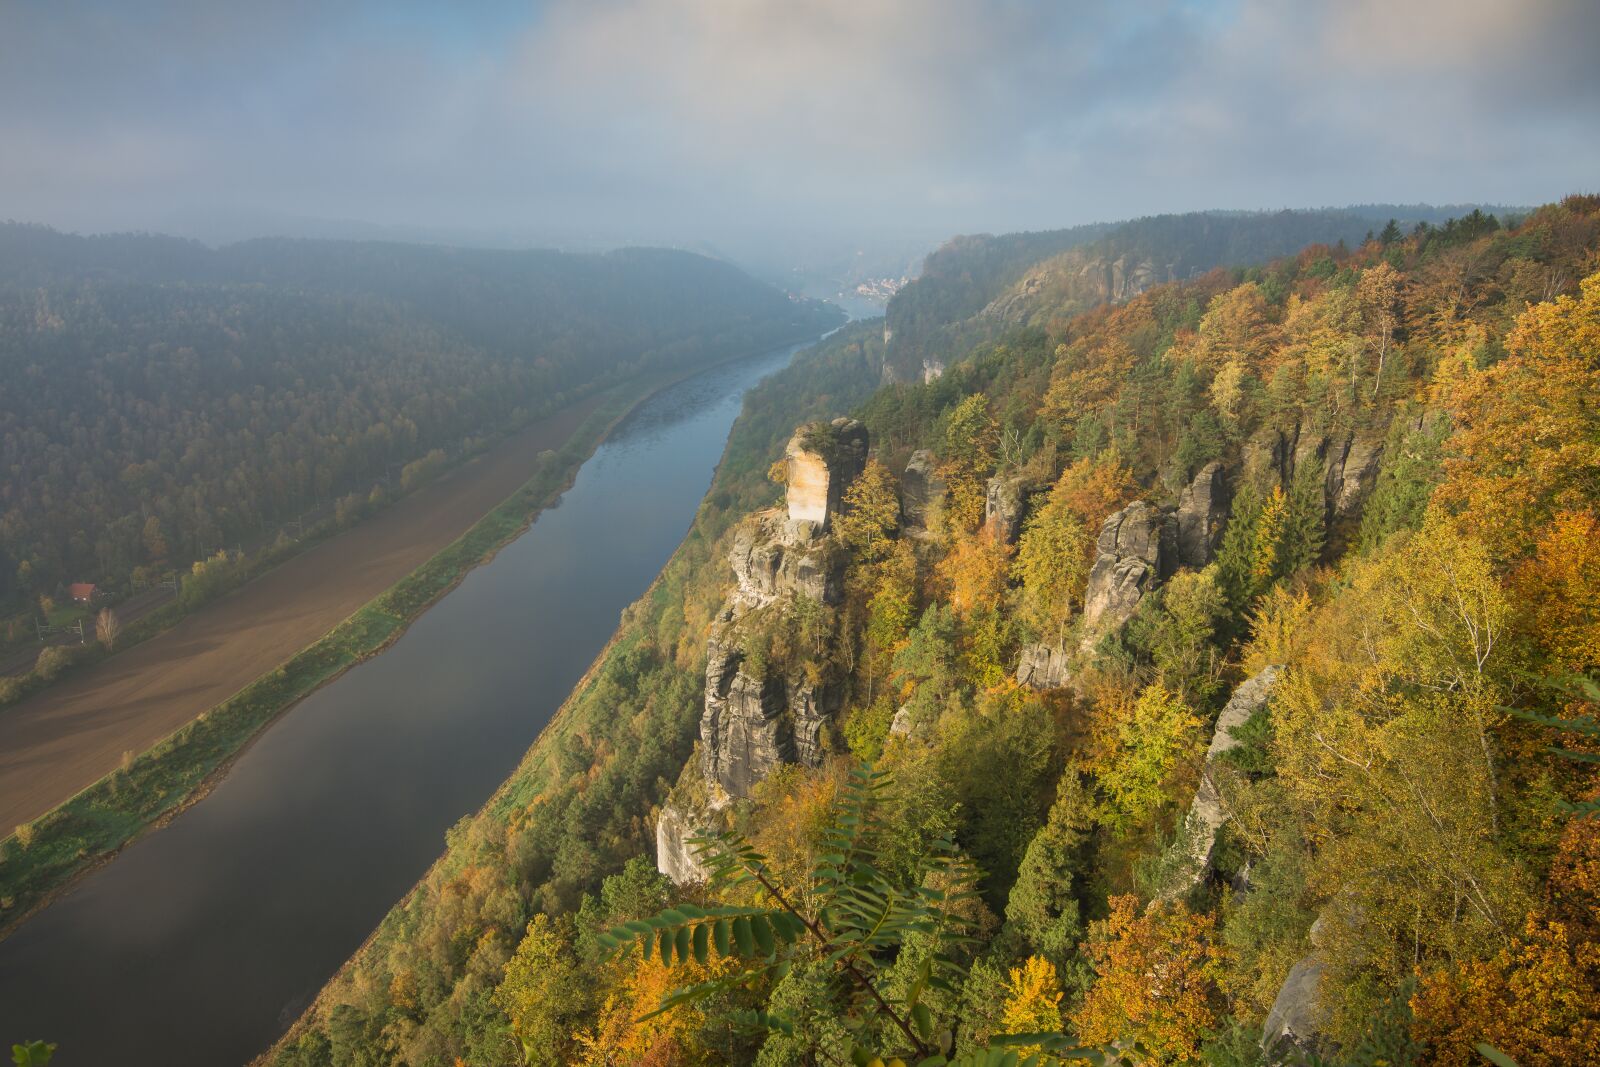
[0,369,677,938]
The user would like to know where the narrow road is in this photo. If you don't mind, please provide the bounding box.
[0,395,606,832]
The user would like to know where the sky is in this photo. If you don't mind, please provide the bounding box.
[2,0,1597,261]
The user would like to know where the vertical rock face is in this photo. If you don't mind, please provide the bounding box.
[1322,434,1384,556]
[785,439,833,527]
[984,476,1031,543]
[693,421,864,809]
[900,450,944,534]
[1292,423,1329,483]
[656,795,715,885]
[1176,461,1230,569]
[1015,642,1072,691]
[1162,665,1282,896]
[1080,500,1177,641]
[700,529,846,801]
[785,418,868,530]
[922,359,945,383]
[1241,426,1291,491]
[701,646,793,799]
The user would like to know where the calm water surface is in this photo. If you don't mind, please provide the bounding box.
[0,341,810,1065]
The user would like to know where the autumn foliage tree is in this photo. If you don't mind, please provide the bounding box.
[1411,813,1600,1067]
[1072,895,1222,1064]
[939,394,1000,531]
[1436,271,1600,561]
[1000,955,1065,1054]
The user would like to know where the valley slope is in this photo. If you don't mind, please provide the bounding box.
[262,202,1600,1066]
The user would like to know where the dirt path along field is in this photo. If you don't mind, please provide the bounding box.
[0,395,606,833]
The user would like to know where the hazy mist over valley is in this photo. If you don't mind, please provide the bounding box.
[2,4,1598,1066]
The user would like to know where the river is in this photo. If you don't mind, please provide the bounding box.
[0,339,813,1066]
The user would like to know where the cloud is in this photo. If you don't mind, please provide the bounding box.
[0,0,1595,243]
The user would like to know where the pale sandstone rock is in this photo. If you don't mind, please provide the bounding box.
[1261,957,1329,1065]
[1162,665,1282,897]
[784,418,868,530]
[1176,461,1230,569]
[1015,642,1072,691]
[984,476,1032,544]
[1080,500,1176,643]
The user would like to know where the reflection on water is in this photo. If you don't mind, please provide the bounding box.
[0,340,808,1066]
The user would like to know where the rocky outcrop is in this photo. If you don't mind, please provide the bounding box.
[700,605,842,799]
[1262,957,1329,1065]
[656,804,708,885]
[921,359,945,383]
[655,755,730,886]
[728,511,839,608]
[1080,501,1177,643]
[657,796,714,885]
[1162,666,1282,896]
[984,476,1031,543]
[900,450,944,534]
[889,705,914,740]
[685,420,867,816]
[1015,642,1072,691]
[1240,419,1387,545]
[1176,461,1230,569]
[785,418,869,529]
[1322,433,1383,555]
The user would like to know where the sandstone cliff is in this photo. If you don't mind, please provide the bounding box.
[656,421,867,884]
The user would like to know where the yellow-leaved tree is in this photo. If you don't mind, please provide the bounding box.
[1000,955,1064,1054]
[938,394,999,532]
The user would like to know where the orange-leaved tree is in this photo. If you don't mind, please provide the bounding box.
[1436,270,1600,562]
[1411,810,1600,1067]
[1072,895,1223,1064]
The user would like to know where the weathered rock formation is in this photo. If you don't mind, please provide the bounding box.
[900,450,944,534]
[1015,641,1072,690]
[1262,957,1329,1065]
[984,476,1032,543]
[728,511,839,608]
[888,705,915,740]
[655,765,727,885]
[1080,500,1178,643]
[1162,665,1282,897]
[701,509,846,799]
[784,418,869,529]
[700,632,839,798]
[1239,419,1387,557]
[659,422,868,883]
[1176,461,1230,569]
[1322,434,1383,555]
[1022,477,1224,688]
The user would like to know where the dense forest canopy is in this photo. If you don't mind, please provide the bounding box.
[270,195,1600,1066]
[0,225,839,605]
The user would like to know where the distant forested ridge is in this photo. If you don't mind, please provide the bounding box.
[883,204,1517,379]
[271,195,1600,1066]
[0,225,840,605]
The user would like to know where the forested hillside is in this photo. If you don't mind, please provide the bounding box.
[882,205,1510,381]
[0,226,838,606]
[271,196,1599,1067]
